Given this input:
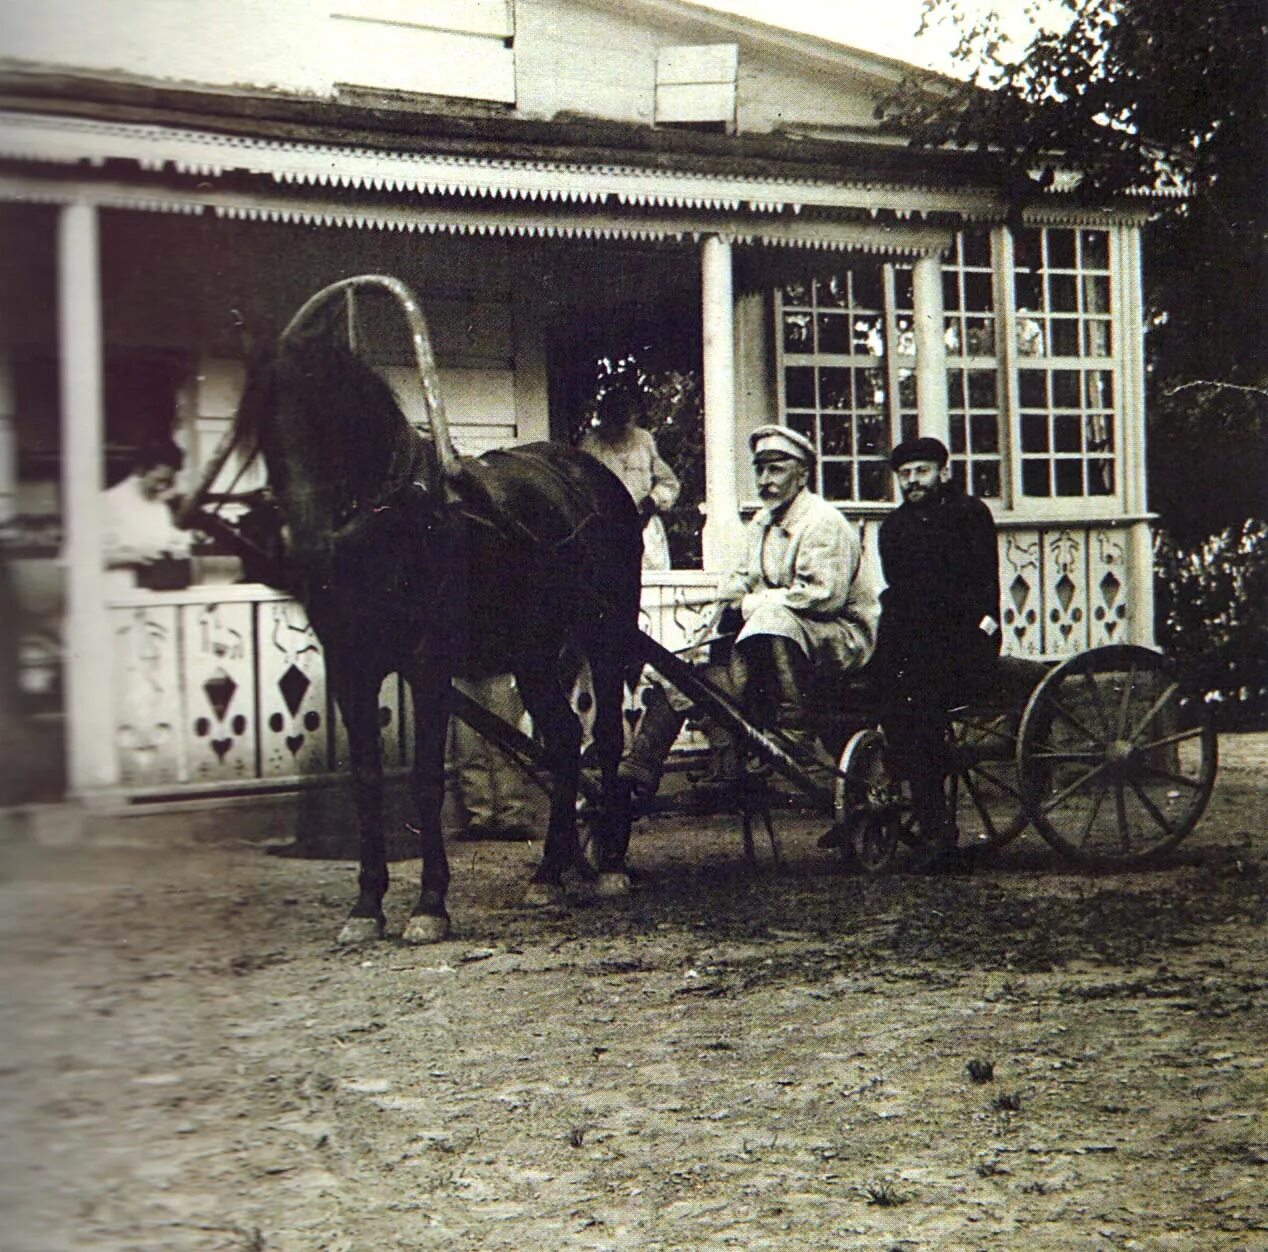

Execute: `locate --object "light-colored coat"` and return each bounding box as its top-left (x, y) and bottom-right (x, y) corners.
top-left (720, 488), bottom-right (880, 677)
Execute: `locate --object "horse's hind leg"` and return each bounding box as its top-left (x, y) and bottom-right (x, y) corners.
top-left (332, 671), bottom-right (389, 944)
top-left (589, 652), bottom-right (633, 898)
top-left (401, 665), bottom-right (452, 943)
top-left (516, 665), bottom-right (583, 908)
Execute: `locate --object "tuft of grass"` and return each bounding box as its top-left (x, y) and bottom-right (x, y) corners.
top-left (863, 1180), bottom-right (909, 1207)
top-left (992, 1091), bottom-right (1023, 1112)
top-left (966, 1058), bottom-right (995, 1083)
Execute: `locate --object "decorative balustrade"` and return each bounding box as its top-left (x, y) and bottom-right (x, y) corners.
top-left (106, 524), bottom-right (1146, 797)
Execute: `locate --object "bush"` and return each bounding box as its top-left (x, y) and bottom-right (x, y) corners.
top-left (1155, 519), bottom-right (1268, 730)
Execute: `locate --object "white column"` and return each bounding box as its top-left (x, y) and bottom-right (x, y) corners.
top-left (700, 234), bottom-right (744, 571)
top-left (58, 201), bottom-right (115, 795)
top-left (913, 252), bottom-right (949, 446)
top-left (0, 355), bottom-right (14, 524)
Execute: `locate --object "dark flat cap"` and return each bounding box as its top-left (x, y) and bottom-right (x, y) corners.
top-left (890, 436), bottom-right (949, 470)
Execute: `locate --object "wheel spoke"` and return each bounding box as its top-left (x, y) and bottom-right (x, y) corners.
top-left (970, 761), bottom-right (1025, 801)
top-left (1028, 749), bottom-right (1107, 764)
top-left (959, 766), bottom-right (1004, 838)
top-left (1040, 759), bottom-right (1112, 815)
top-left (1082, 666), bottom-right (1113, 737)
top-left (1128, 777), bottom-right (1177, 839)
top-left (1114, 657), bottom-right (1139, 738)
top-left (1127, 681), bottom-right (1181, 747)
top-left (1114, 781), bottom-right (1131, 854)
top-left (1045, 694), bottom-right (1106, 748)
top-left (1136, 726), bottom-right (1205, 754)
top-left (1076, 785), bottom-right (1109, 850)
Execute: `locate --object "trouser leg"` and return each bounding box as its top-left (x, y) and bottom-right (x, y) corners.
top-left (619, 683), bottom-right (687, 797)
top-left (883, 697), bottom-right (956, 847)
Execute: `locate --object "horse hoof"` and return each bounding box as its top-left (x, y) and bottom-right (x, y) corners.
top-left (523, 881), bottom-right (565, 909)
top-left (337, 915), bottom-right (384, 945)
top-left (594, 871), bottom-right (631, 899)
top-left (402, 913), bottom-right (451, 944)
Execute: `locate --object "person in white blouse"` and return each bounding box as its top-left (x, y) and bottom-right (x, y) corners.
top-left (579, 404), bottom-right (681, 570)
top-left (101, 439), bottom-right (193, 591)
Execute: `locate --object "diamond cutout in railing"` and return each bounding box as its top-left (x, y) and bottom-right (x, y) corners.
top-left (1010, 574), bottom-right (1031, 613)
top-left (278, 664), bottom-right (312, 717)
top-left (203, 668), bottom-right (238, 723)
top-left (1099, 569), bottom-right (1122, 608)
top-left (1055, 573), bottom-right (1076, 613)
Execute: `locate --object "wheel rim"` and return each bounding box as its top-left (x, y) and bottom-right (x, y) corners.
top-left (1017, 646), bottom-right (1217, 866)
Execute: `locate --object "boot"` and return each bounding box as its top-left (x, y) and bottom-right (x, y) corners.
top-left (619, 686), bottom-right (686, 798)
top-left (685, 721), bottom-right (741, 807)
top-left (759, 637), bottom-right (837, 801)
top-left (909, 775), bottom-right (970, 874)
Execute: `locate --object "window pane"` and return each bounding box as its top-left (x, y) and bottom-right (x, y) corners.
top-left (820, 367), bottom-right (850, 410)
top-left (1054, 413), bottom-right (1081, 452)
top-left (852, 313), bottom-right (885, 355)
top-left (1016, 314), bottom-right (1046, 356)
top-left (967, 369), bottom-right (997, 408)
top-left (1014, 228), bottom-right (1042, 272)
top-left (785, 366), bottom-right (815, 408)
top-left (892, 266), bottom-right (914, 310)
top-left (897, 369), bottom-right (917, 409)
top-left (1052, 370), bottom-right (1081, 408)
top-left (821, 460), bottom-right (853, 500)
top-left (943, 270), bottom-right (961, 312)
top-left (1086, 413), bottom-right (1113, 452)
top-left (949, 459), bottom-right (967, 492)
top-left (1080, 229), bottom-right (1109, 269)
top-left (818, 274), bottom-right (848, 307)
top-left (851, 266), bottom-right (883, 310)
top-left (1049, 273), bottom-right (1078, 312)
top-left (1088, 459), bottom-right (1114, 495)
top-left (855, 368), bottom-right (885, 410)
top-left (1047, 229), bottom-right (1076, 268)
top-left (820, 412), bottom-right (852, 456)
top-left (857, 410), bottom-right (887, 455)
top-left (1021, 412), bottom-right (1049, 452)
top-left (817, 312), bottom-right (849, 354)
top-left (1050, 319), bottom-right (1080, 355)
top-left (783, 281), bottom-right (810, 306)
top-left (964, 318), bottom-right (995, 355)
top-left (970, 412), bottom-right (1000, 453)
top-left (1019, 370), bottom-right (1048, 407)
top-left (1082, 274), bottom-right (1110, 314)
top-left (972, 460), bottom-right (1001, 498)
top-left (1055, 458), bottom-right (1084, 496)
top-left (783, 311), bottom-right (812, 353)
top-left (962, 228), bottom-right (992, 267)
top-left (965, 271), bottom-right (994, 312)
top-left (1083, 319), bottom-right (1112, 357)
top-left (1022, 459), bottom-right (1051, 496)
top-left (858, 460), bottom-right (890, 501)
top-left (950, 413), bottom-right (968, 454)
top-left (1085, 370), bottom-right (1112, 409)
top-left (787, 411), bottom-right (815, 441)
top-left (944, 318), bottom-right (963, 354)
top-left (1015, 271), bottom-right (1043, 311)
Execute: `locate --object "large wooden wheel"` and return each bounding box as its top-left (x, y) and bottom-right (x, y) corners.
top-left (832, 729), bottom-right (906, 873)
top-left (1017, 645), bottom-right (1217, 867)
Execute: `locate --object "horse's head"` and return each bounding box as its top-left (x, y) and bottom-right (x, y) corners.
top-left (236, 335), bottom-right (435, 594)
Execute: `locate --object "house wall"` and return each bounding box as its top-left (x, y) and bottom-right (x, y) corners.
top-left (2, 0), bottom-right (886, 135)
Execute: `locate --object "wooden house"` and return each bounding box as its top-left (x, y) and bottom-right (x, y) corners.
top-left (0, 0), bottom-right (1162, 801)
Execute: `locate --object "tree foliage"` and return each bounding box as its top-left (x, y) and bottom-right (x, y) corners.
top-left (882, 0), bottom-right (1268, 536)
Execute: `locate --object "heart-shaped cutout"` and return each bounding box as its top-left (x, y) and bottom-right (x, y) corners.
top-left (211, 738), bottom-right (233, 761)
top-left (285, 734), bottom-right (305, 756)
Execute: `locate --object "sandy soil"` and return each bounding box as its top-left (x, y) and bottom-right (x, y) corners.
top-left (1, 760), bottom-right (1266, 1251)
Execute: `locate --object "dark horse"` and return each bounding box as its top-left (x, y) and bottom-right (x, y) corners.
top-left (226, 314), bottom-right (643, 943)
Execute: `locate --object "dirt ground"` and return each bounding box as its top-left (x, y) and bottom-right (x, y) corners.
top-left (1, 745), bottom-right (1266, 1251)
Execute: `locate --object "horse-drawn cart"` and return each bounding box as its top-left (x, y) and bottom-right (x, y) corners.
top-left (177, 276), bottom-right (1218, 941)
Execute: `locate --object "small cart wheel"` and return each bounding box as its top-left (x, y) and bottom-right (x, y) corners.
top-left (1017, 645), bottom-right (1216, 867)
top-left (834, 729), bottom-right (904, 873)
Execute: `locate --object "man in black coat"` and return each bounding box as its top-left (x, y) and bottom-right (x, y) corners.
top-left (872, 437), bottom-right (1001, 873)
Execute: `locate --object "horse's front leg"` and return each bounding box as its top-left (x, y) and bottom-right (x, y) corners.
top-left (401, 666), bottom-right (452, 943)
top-left (516, 668), bottom-right (583, 908)
top-left (332, 672), bottom-right (389, 944)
